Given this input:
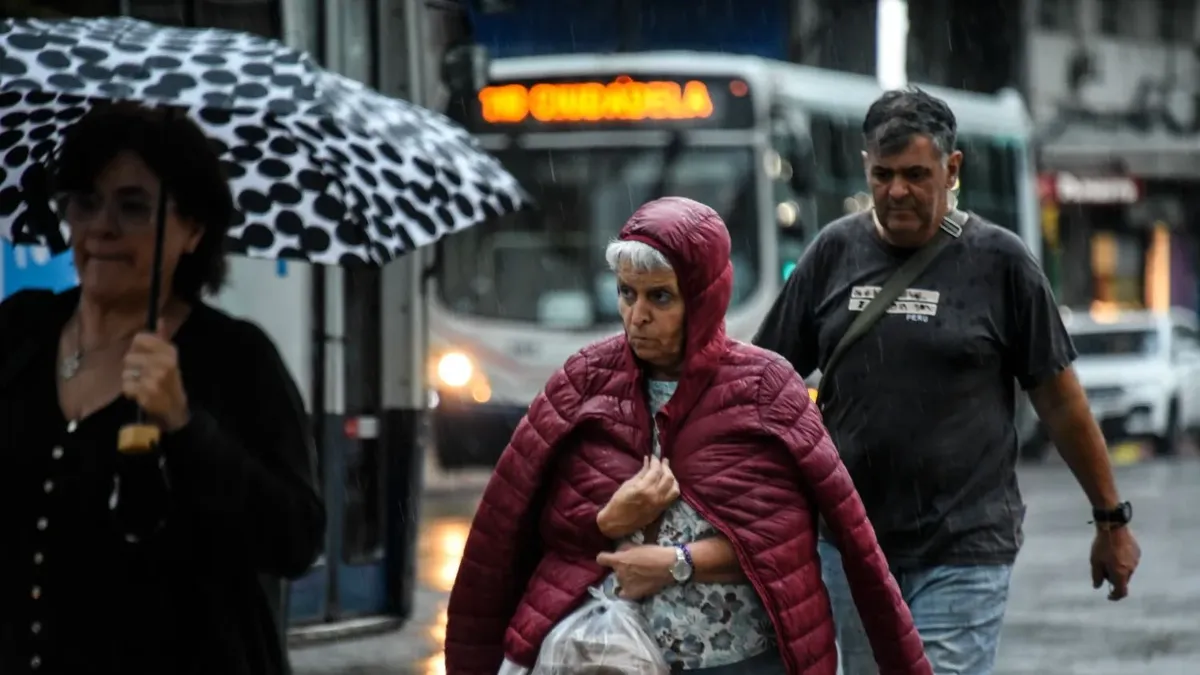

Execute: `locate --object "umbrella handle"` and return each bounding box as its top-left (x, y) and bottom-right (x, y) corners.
top-left (118, 423), bottom-right (161, 454)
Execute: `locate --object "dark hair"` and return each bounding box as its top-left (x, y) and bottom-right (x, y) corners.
top-left (862, 88), bottom-right (957, 159)
top-left (51, 102), bottom-right (235, 301)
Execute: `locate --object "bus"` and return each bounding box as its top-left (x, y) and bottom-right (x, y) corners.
top-left (429, 51), bottom-right (1042, 467)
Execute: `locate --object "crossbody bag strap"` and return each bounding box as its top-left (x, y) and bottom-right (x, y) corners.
top-left (816, 210), bottom-right (968, 407)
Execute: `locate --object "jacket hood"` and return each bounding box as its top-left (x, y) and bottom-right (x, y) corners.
top-left (618, 196), bottom-right (733, 382)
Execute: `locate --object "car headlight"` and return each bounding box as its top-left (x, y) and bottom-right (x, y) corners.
top-left (436, 352), bottom-right (474, 388)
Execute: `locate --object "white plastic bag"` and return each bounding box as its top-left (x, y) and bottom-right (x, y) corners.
top-left (530, 586), bottom-right (670, 675)
top-left (497, 658), bottom-right (531, 675)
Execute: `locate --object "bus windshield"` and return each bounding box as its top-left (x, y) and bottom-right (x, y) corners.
top-left (436, 145), bottom-right (761, 327)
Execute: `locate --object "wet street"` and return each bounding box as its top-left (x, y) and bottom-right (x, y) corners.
top-left (996, 455), bottom-right (1199, 675)
top-left (290, 454), bottom-right (1200, 675)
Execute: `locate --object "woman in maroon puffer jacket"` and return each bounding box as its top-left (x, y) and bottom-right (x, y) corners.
top-left (445, 197), bottom-right (931, 675)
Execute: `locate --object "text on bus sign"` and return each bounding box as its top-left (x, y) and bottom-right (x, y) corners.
top-left (478, 76), bottom-right (718, 124)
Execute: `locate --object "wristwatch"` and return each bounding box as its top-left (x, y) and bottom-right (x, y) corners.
top-left (670, 544), bottom-right (694, 583)
top-left (1092, 501), bottom-right (1133, 528)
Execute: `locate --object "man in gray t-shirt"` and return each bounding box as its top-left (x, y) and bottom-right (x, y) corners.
top-left (753, 89), bottom-right (1141, 675)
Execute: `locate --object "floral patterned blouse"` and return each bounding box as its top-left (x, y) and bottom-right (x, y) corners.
top-left (606, 379), bottom-right (776, 670)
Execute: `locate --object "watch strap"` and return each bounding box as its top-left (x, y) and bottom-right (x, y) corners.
top-left (674, 544), bottom-right (694, 583)
top-left (678, 543), bottom-right (694, 569)
top-left (1091, 501), bottom-right (1132, 525)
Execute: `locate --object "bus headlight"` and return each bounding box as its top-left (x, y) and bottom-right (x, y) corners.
top-left (436, 352), bottom-right (474, 388)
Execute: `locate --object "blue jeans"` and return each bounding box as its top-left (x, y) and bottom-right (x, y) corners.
top-left (818, 540), bottom-right (1012, 675)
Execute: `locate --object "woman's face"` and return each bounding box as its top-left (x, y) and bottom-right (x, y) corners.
top-left (617, 263), bottom-right (685, 375)
top-left (65, 151), bottom-right (203, 307)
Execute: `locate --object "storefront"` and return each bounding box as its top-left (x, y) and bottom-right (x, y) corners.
top-left (1038, 167), bottom-right (1198, 315)
top-left (1039, 115), bottom-right (1200, 317)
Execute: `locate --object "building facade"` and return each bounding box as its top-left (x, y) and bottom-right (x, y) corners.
top-left (787, 0), bottom-right (1026, 94)
top-left (462, 0), bottom-right (790, 59)
top-left (1030, 0), bottom-right (1200, 313)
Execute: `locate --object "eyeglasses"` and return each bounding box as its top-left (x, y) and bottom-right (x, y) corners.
top-left (56, 190), bottom-right (172, 234)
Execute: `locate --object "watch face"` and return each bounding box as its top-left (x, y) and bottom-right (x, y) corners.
top-left (1097, 502), bottom-right (1132, 523)
top-left (671, 560), bottom-right (689, 581)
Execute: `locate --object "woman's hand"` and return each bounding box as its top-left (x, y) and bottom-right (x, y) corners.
top-left (122, 321), bottom-right (190, 432)
top-left (597, 545), bottom-right (676, 600)
top-left (597, 456), bottom-right (680, 538)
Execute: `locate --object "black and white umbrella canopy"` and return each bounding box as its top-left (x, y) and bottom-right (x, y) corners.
top-left (0, 16), bottom-right (528, 265)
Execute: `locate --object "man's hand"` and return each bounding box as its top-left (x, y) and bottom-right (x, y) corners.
top-left (597, 545), bottom-right (676, 601)
top-left (596, 457), bottom-right (679, 539)
top-left (1091, 525), bottom-right (1140, 601)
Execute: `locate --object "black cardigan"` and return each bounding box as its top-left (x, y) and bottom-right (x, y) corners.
top-left (0, 287), bottom-right (325, 675)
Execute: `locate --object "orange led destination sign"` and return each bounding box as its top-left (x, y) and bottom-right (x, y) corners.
top-left (479, 75), bottom-right (717, 124)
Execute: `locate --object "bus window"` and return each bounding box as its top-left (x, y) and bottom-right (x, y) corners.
top-left (808, 113), bottom-right (870, 228)
top-left (956, 136), bottom-right (1021, 231)
top-left (770, 114), bottom-right (810, 281)
top-left (436, 145), bottom-right (762, 326)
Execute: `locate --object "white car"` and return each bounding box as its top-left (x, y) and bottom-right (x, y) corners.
top-left (1065, 307), bottom-right (1200, 456)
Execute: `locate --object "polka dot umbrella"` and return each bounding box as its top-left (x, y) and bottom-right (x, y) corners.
top-left (0, 15), bottom-right (531, 455)
top-left (0, 15), bottom-right (530, 266)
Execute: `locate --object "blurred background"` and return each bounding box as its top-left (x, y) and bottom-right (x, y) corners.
top-left (3, 1), bottom-right (1200, 673)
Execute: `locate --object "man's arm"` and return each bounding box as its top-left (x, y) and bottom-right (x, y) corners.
top-left (1028, 366), bottom-right (1141, 599)
top-left (1028, 368), bottom-right (1121, 509)
top-left (1002, 243), bottom-right (1102, 495)
top-left (1004, 242), bottom-right (1140, 599)
top-left (752, 238), bottom-right (824, 377)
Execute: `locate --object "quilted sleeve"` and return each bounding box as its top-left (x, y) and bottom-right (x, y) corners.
top-left (445, 354), bottom-right (587, 675)
top-left (537, 461), bottom-right (611, 559)
top-left (758, 360), bottom-right (931, 675)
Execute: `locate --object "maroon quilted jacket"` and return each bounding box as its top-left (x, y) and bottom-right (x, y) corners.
top-left (445, 197), bottom-right (930, 675)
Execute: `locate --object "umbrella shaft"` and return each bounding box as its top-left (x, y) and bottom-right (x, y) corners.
top-left (138, 108), bottom-right (176, 424)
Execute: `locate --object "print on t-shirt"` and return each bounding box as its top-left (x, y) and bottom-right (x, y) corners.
top-left (848, 285), bottom-right (940, 322)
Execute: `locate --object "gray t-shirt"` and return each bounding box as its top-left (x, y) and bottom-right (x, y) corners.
top-left (753, 211), bottom-right (1076, 568)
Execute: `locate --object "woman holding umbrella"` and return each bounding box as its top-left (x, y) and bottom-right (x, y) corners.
top-left (0, 15), bottom-right (528, 674)
top-left (0, 103), bottom-right (325, 674)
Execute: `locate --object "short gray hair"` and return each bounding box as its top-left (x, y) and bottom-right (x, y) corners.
top-left (605, 239), bottom-right (672, 273)
top-left (863, 88), bottom-right (957, 160)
